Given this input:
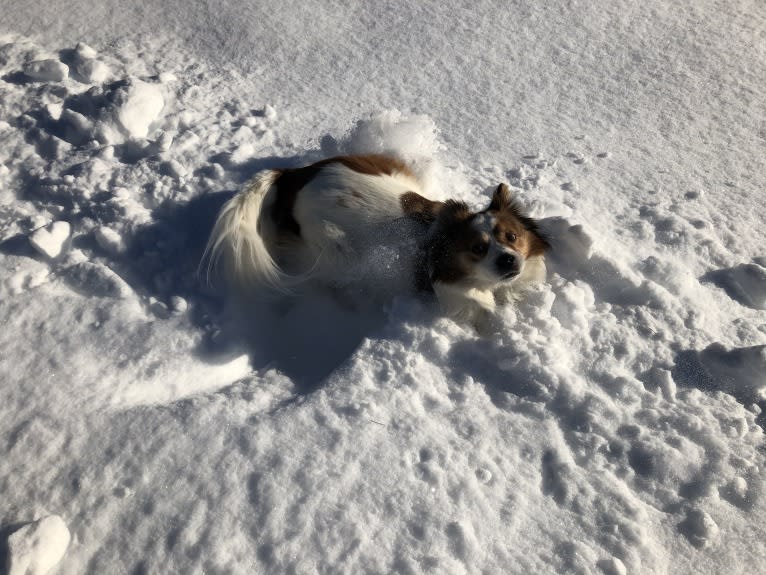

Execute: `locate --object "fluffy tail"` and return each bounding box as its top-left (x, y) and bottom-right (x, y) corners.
top-left (202, 170), bottom-right (289, 292)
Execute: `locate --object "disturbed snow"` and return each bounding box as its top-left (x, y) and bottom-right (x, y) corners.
top-left (1, 2), bottom-right (766, 573)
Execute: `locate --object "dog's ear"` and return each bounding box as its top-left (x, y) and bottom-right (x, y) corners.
top-left (400, 191), bottom-right (444, 224)
top-left (437, 199), bottom-right (472, 224)
top-left (488, 183), bottom-right (512, 212)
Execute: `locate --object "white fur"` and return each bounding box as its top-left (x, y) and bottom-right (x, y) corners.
top-left (204, 160), bottom-right (547, 330)
top-left (202, 170), bottom-right (287, 291)
top-left (290, 164), bottom-right (420, 281)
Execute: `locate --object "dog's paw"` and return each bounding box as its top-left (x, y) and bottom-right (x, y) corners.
top-left (433, 281), bottom-right (497, 334)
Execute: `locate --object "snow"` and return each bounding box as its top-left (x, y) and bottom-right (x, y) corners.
top-left (23, 60), bottom-right (68, 82)
top-left (28, 221), bottom-right (70, 259)
top-left (6, 515), bottom-right (70, 575)
top-left (1, 1), bottom-right (765, 573)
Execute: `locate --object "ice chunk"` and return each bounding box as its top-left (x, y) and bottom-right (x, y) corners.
top-left (6, 515), bottom-right (71, 575)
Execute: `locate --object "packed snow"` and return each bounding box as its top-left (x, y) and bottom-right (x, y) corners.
top-left (1, 1), bottom-right (765, 573)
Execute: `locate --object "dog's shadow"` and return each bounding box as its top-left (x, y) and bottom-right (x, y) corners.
top-left (127, 186), bottom-right (384, 395)
top-left (214, 291), bottom-right (387, 393)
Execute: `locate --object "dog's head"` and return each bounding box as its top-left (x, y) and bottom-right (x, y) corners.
top-left (426, 184), bottom-right (549, 289)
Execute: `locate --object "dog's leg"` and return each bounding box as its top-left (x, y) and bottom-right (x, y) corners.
top-left (433, 281), bottom-right (496, 332)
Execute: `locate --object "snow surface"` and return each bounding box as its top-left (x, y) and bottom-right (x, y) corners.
top-left (1, 1), bottom-right (765, 573)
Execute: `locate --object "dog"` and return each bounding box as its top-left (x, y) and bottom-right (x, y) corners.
top-left (204, 154), bottom-right (549, 329)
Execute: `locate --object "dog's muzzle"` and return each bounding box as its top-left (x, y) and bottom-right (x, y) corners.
top-left (495, 253), bottom-right (521, 279)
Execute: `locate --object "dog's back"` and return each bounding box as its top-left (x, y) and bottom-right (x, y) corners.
top-left (203, 155), bottom-right (432, 293)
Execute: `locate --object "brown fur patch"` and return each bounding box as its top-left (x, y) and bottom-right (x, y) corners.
top-left (400, 191), bottom-right (443, 224)
top-left (327, 154), bottom-right (415, 178)
top-left (426, 201), bottom-right (478, 284)
top-left (485, 183), bottom-right (550, 257)
top-left (492, 213), bottom-right (533, 256)
top-left (424, 191), bottom-right (549, 287)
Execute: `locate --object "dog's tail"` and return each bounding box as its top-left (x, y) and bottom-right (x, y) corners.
top-left (202, 170), bottom-right (290, 292)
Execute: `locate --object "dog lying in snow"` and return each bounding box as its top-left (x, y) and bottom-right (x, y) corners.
top-left (204, 154), bottom-right (549, 329)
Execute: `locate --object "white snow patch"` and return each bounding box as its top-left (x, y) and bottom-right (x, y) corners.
top-left (6, 515), bottom-right (71, 575)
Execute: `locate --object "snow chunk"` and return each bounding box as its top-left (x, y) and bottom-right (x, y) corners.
top-left (169, 295), bottom-right (188, 314)
top-left (114, 80), bottom-right (164, 139)
top-left (160, 159), bottom-right (187, 179)
top-left (64, 261), bottom-right (133, 298)
top-left (94, 226), bottom-right (125, 255)
top-left (263, 103), bottom-right (277, 120)
top-left (333, 110), bottom-right (444, 195)
top-left (6, 265), bottom-right (50, 294)
top-left (597, 557), bottom-right (627, 575)
top-left (6, 515), bottom-right (71, 575)
top-left (23, 59), bottom-right (69, 82)
top-left (702, 263), bottom-right (766, 310)
top-left (58, 109), bottom-right (94, 145)
top-left (720, 476), bottom-right (751, 509)
top-left (678, 508), bottom-right (720, 549)
top-left (74, 42), bottom-right (98, 59)
top-left (341, 110), bottom-right (441, 159)
top-left (74, 58), bottom-right (110, 84)
top-left (674, 343), bottom-right (766, 406)
top-left (29, 221), bottom-right (70, 259)
top-left (475, 468), bottom-right (493, 484)
top-left (53, 79), bottom-right (164, 145)
top-left (70, 42), bottom-right (110, 83)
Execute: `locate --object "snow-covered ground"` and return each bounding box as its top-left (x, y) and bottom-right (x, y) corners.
top-left (1, 1), bottom-right (765, 573)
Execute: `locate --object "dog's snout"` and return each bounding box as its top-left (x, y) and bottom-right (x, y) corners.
top-left (495, 253), bottom-right (520, 277)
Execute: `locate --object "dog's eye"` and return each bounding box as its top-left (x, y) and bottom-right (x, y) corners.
top-left (506, 232), bottom-right (517, 243)
top-left (471, 242), bottom-right (489, 256)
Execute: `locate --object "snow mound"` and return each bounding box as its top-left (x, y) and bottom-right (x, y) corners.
top-left (54, 79), bottom-right (164, 145)
top-left (327, 110), bottom-right (451, 198)
top-left (702, 263), bottom-right (766, 310)
top-left (673, 343), bottom-right (766, 406)
top-left (6, 515), bottom-right (70, 575)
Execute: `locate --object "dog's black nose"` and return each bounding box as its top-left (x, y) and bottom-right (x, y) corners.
top-left (495, 253), bottom-right (519, 278)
